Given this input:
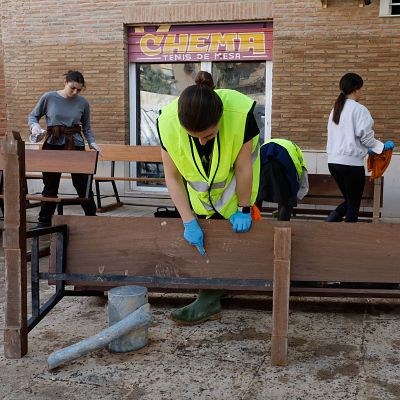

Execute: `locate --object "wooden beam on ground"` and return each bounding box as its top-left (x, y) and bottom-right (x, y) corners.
top-left (271, 227), bottom-right (291, 366)
top-left (3, 131), bottom-right (28, 358)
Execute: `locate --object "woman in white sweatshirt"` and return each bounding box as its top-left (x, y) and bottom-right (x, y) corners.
top-left (326, 72), bottom-right (394, 222)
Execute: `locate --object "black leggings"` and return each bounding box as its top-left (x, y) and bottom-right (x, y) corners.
top-left (38, 143), bottom-right (97, 224)
top-left (327, 163), bottom-right (365, 223)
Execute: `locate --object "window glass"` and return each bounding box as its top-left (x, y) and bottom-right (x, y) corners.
top-left (137, 63), bottom-right (200, 184)
top-left (391, 1), bottom-right (400, 14)
top-left (212, 62), bottom-right (266, 141)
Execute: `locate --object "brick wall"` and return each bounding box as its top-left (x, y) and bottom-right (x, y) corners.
top-left (1, 0), bottom-right (399, 148)
top-left (0, 0), bottom-right (270, 144)
top-left (272, 0), bottom-right (400, 149)
top-left (0, 15), bottom-right (6, 137)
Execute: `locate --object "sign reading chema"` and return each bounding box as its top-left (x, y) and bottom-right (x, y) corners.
top-left (128, 23), bottom-right (273, 63)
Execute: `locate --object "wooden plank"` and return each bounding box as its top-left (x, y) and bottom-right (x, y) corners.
top-left (94, 176), bottom-right (165, 182)
top-left (299, 197), bottom-right (373, 207)
top-left (288, 287), bottom-right (400, 298)
top-left (25, 149), bottom-right (98, 174)
top-left (290, 174), bottom-right (379, 213)
top-left (98, 145), bottom-right (162, 162)
top-left (285, 221), bottom-right (400, 283)
top-left (3, 131), bottom-right (28, 358)
top-left (49, 217), bottom-right (399, 287)
top-left (271, 227), bottom-right (291, 366)
top-left (290, 208), bottom-right (373, 218)
top-left (305, 174), bottom-right (374, 198)
top-left (26, 195), bottom-right (92, 203)
top-left (96, 202), bottom-right (124, 213)
top-left (50, 215), bottom-right (276, 287)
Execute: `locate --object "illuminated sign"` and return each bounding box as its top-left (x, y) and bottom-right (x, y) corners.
top-left (128, 23), bottom-right (273, 63)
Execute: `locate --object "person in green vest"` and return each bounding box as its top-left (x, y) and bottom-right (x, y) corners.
top-left (255, 138), bottom-right (308, 221)
top-left (157, 71), bottom-right (261, 325)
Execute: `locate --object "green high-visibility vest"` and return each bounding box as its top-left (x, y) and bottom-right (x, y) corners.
top-left (263, 138), bottom-right (306, 179)
top-left (158, 89), bottom-right (260, 218)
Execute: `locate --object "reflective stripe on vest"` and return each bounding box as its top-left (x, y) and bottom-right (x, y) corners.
top-left (198, 142), bottom-right (260, 212)
top-left (187, 180), bottom-right (226, 192)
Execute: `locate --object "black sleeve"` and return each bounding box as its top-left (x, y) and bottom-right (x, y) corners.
top-left (243, 102), bottom-right (260, 144)
top-left (156, 114), bottom-right (167, 151)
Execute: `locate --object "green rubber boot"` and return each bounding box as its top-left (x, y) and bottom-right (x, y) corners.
top-left (170, 290), bottom-right (224, 325)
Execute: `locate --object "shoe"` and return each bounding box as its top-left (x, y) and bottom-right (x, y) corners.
top-left (326, 210), bottom-right (344, 222)
top-left (31, 222), bottom-right (51, 230)
top-left (170, 290), bottom-right (224, 325)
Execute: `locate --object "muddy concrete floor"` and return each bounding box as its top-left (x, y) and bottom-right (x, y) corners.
top-left (1, 204), bottom-right (400, 399)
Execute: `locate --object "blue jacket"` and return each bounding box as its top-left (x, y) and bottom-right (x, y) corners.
top-left (260, 142), bottom-right (299, 196)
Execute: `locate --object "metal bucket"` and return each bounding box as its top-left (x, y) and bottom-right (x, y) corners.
top-left (108, 285), bottom-right (149, 353)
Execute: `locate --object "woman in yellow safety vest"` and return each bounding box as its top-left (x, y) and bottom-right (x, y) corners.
top-left (157, 71), bottom-right (260, 325)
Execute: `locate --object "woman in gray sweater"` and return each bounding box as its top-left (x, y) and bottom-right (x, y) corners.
top-left (28, 70), bottom-right (101, 228)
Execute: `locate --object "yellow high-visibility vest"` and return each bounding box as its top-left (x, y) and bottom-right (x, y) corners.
top-left (158, 89), bottom-right (260, 218)
top-left (263, 138), bottom-right (306, 179)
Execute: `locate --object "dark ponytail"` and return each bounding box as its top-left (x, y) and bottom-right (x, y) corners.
top-left (332, 72), bottom-right (363, 124)
top-left (178, 71), bottom-right (223, 132)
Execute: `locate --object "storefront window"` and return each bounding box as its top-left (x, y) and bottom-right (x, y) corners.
top-left (129, 22), bottom-right (272, 189)
top-left (213, 62), bottom-right (266, 141)
top-left (137, 63), bottom-right (200, 184)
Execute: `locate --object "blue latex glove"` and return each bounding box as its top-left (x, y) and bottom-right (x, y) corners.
top-left (229, 211), bottom-right (252, 233)
top-left (367, 148), bottom-right (374, 155)
top-left (384, 140), bottom-right (395, 151)
top-left (183, 218), bottom-right (205, 255)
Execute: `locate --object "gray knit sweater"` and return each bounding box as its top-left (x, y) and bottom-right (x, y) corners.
top-left (28, 91), bottom-right (95, 146)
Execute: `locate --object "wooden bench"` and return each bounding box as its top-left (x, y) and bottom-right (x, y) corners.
top-left (3, 131), bottom-right (400, 367)
top-left (94, 144), bottom-right (163, 212)
top-left (24, 147), bottom-right (98, 215)
top-left (262, 173), bottom-right (383, 223)
top-left (95, 145), bottom-right (383, 221)
top-left (41, 214), bottom-right (400, 366)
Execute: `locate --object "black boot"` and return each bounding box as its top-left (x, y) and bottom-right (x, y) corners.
top-left (326, 210), bottom-right (344, 222)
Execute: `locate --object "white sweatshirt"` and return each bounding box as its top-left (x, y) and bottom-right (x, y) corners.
top-left (327, 99), bottom-right (384, 166)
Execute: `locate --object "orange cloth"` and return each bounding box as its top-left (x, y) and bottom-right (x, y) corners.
top-left (367, 149), bottom-right (393, 180)
top-left (251, 204), bottom-right (262, 221)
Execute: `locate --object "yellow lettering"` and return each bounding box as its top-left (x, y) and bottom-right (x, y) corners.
top-left (156, 25), bottom-right (171, 33)
top-left (164, 34), bottom-right (189, 54)
top-left (140, 34), bottom-right (164, 56)
top-left (209, 33), bottom-right (237, 52)
top-left (237, 33), bottom-right (265, 55)
top-left (187, 34), bottom-right (210, 53)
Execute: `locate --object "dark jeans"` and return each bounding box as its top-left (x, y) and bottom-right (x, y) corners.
top-left (327, 163), bottom-right (365, 223)
top-left (38, 142), bottom-right (97, 225)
